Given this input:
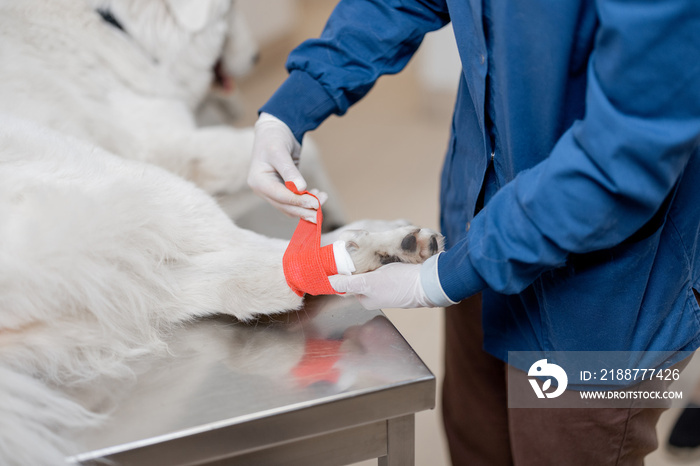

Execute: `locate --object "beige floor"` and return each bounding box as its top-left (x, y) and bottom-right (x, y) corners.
top-left (235, 1), bottom-right (700, 465)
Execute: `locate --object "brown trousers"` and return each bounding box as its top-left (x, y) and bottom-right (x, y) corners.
top-left (442, 294), bottom-right (669, 466)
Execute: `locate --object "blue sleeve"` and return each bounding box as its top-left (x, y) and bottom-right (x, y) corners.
top-left (439, 0), bottom-right (700, 301)
top-left (260, 0), bottom-right (450, 142)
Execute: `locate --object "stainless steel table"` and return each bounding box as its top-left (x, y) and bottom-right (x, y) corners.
top-left (69, 296), bottom-right (435, 466)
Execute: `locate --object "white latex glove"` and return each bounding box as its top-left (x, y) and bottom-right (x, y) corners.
top-left (329, 262), bottom-right (439, 310)
top-left (248, 113), bottom-right (327, 222)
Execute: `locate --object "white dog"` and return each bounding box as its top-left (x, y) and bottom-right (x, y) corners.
top-left (0, 0), bottom-right (342, 224)
top-left (0, 1), bottom-right (442, 463)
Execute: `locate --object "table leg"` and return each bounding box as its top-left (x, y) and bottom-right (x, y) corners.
top-left (379, 415), bottom-right (415, 466)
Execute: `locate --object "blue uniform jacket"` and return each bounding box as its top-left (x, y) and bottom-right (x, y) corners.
top-left (261, 0), bottom-right (700, 365)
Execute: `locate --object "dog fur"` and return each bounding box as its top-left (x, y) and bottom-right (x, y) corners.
top-left (0, 0), bottom-right (342, 224)
top-left (0, 1), bottom-right (442, 463)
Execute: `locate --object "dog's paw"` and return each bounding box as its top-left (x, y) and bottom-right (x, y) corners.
top-left (339, 225), bottom-right (444, 274)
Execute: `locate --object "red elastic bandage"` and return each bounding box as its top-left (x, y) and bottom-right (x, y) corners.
top-left (283, 181), bottom-right (340, 296)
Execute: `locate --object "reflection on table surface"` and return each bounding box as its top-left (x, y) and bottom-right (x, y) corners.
top-left (74, 295), bottom-right (434, 456)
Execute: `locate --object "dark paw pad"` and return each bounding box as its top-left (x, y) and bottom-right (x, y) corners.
top-left (401, 233), bottom-right (418, 253)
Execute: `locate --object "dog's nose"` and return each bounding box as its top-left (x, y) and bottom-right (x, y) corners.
top-left (252, 52), bottom-right (261, 65)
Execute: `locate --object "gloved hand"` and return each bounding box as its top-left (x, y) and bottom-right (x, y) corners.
top-left (248, 113), bottom-right (327, 223)
top-left (329, 262), bottom-right (439, 310)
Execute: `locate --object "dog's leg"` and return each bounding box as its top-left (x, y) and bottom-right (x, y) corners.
top-left (145, 125), bottom-right (255, 198)
top-left (172, 229), bottom-right (305, 322)
top-left (146, 123), bottom-right (346, 227)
